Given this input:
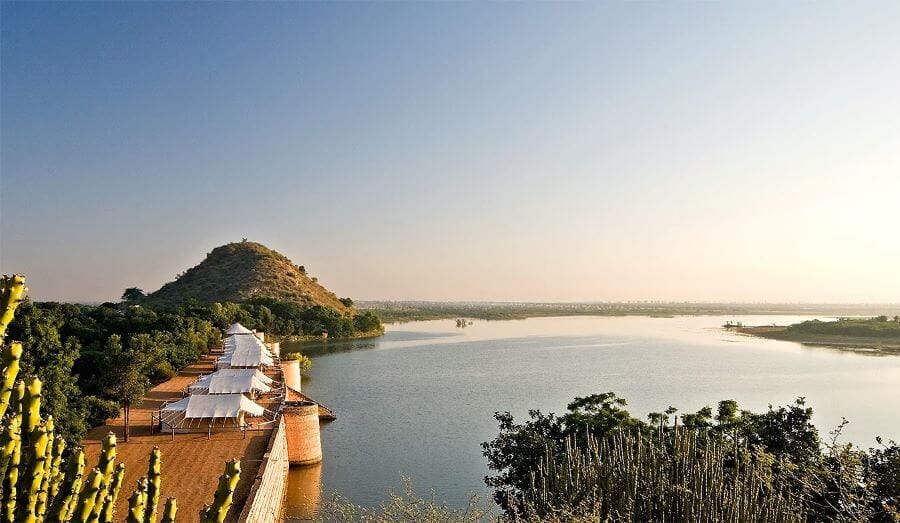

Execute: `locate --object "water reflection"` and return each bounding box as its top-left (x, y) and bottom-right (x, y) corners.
top-left (284, 461), bottom-right (322, 521)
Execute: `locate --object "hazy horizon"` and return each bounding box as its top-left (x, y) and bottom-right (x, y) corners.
top-left (2, 2), bottom-right (899, 303)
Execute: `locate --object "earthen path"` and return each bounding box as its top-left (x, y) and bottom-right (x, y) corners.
top-left (83, 349), bottom-right (272, 521)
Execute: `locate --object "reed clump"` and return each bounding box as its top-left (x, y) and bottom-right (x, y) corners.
top-left (509, 428), bottom-right (804, 522)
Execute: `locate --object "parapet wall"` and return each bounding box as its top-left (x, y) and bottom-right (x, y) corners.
top-left (238, 414), bottom-right (289, 523)
top-left (283, 402), bottom-right (322, 465)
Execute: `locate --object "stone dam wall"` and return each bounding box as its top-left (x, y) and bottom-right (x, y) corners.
top-left (238, 414), bottom-right (289, 523)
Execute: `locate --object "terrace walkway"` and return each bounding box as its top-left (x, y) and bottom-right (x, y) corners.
top-left (83, 349), bottom-right (273, 521)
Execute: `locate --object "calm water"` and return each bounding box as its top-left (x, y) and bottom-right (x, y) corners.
top-left (282, 315), bottom-right (900, 519)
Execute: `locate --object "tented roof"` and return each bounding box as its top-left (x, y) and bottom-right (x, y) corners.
top-left (218, 335), bottom-right (274, 368)
top-left (226, 323), bottom-right (254, 335)
top-left (161, 394), bottom-right (265, 418)
top-left (189, 371), bottom-right (272, 394)
top-left (194, 368), bottom-right (274, 385)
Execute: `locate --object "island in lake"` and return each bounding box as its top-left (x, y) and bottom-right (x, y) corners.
top-left (738, 316), bottom-right (900, 354)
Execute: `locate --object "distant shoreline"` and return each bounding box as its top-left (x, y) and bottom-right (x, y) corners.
top-left (737, 325), bottom-right (900, 355)
top-left (362, 302), bottom-right (900, 323)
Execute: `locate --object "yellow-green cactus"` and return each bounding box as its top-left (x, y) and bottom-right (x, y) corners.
top-left (200, 459), bottom-right (241, 523)
top-left (34, 416), bottom-right (57, 519)
top-left (22, 377), bottom-right (42, 446)
top-left (144, 446), bottom-right (161, 523)
top-left (88, 432), bottom-right (117, 522)
top-left (41, 434), bottom-right (66, 518)
top-left (0, 275), bottom-right (26, 339)
top-left (73, 467), bottom-right (104, 522)
top-left (0, 417), bottom-right (19, 488)
top-left (0, 342), bottom-right (22, 420)
top-left (2, 424), bottom-right (21, 522)
top-left (48, 447), bottom-right (85, 522)
top-left (18, 421), bottom-right (50, 523)
top-left (99, 463), bottom-right (126, 523)
top-left (160, 497), bottom-right (177, 523)
top-left (126, 477), bottom-right (148, 523)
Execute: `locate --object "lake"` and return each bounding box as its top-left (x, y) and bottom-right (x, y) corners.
top-left (281, 315), bottom-right (900, 519)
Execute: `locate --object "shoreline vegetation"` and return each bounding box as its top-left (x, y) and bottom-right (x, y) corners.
top-left (322, 391), bottom-right (900, 522)
top-left (361, 300), bottom-right (900, 323)
top-left (737, 316), bottom-right (900, 355)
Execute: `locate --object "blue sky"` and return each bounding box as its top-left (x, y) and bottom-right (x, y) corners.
top-left (2, 2), bottom-right (899, 302)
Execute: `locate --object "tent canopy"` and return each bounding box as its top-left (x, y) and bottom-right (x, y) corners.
top-left (193, 368), bottom-right (274, 386)
top-left (161, 394), bottom-right (265, 418)
top-left (189, 371), bottom-right (272, 395)
top-left (218, 335), bottom-right (274, 368)
top-left (225, 323), bottom-right (254, 335)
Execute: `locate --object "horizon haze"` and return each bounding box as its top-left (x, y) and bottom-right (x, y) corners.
top-left (2, 2), bottom-right (899, 303)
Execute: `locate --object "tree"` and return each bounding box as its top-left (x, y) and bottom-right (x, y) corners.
top-left (102, 334), bottom-right (150, 442)
top-left (121, 287), bottom-right (145, 303)
top-left (340, 297), bottom-right (354, 308)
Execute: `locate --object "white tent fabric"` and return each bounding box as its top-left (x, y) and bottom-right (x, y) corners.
top-left (192, 368), bottom-right (274, 387)
top-left (188, 372), bottom-right (272, 395)
top-left (218, 334), bottom-right (275, 368)
top-left (161, 394), bottom-right (265, 418)
top-left (225, 323), bottom-right (254, 335)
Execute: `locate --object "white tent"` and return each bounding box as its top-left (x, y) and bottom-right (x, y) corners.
top-left (218, 334), bottom-right (275, 368)
top-left (194, 368), bottom-right (274, 386)
top-left (225, 322), bottom-right (254, 335)
top-left (161, 393), bottom-right (265, 419)
top-left (188, 371), bottom-right (273, 395)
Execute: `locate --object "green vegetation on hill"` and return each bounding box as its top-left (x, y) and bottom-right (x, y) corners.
top-left (143, 241), bottom-right (352, 313)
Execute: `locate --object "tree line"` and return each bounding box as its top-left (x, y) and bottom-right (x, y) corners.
top-left (7, 293), bottom-right (383, 444)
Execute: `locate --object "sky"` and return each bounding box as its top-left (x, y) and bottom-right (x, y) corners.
top-left (1, 2), bottom-right (899, 303)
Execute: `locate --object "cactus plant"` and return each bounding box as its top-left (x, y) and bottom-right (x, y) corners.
top-left (98, 463), bottom-right (125, 523)
top-left (40, 434), bottom-right (66, 518)
top-left (22, 377), bottom-right (42, 446)
top-left (2, 419), bottom-right (21, 522)
top-left (72, 467), bottom-right (104, 522)
top-left (144, 447), bottom-right (161, 523)
top-left (18, 421), bottom-right (50, 522)
top-left (126, 477), bottom-right (148, 523)
top-left (0, 275), bottom-right (26, 338)
top-left (0, 342), bottom-right (22, 421)
top-left (160, 497), bottom-right (176, 523)
top-left (47, 447), bottom-right (85, 522)
top-left (199, 459), bottom-right (240, 523)
top-left (87, 432), bottom-right (117, 522)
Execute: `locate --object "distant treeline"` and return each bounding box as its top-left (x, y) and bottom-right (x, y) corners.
top-left (6, 296), bottom-right (382, 443)
top-left (361, 300), bottom-right (900, 323)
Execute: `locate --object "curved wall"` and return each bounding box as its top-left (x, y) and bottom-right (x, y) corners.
top-left (281, 359), bottom-right (301, 393)
top-left (283, 401), bottom-right (322, 465)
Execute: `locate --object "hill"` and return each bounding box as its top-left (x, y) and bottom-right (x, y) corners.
top-left (143, 241), bottom-right (352, 313)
